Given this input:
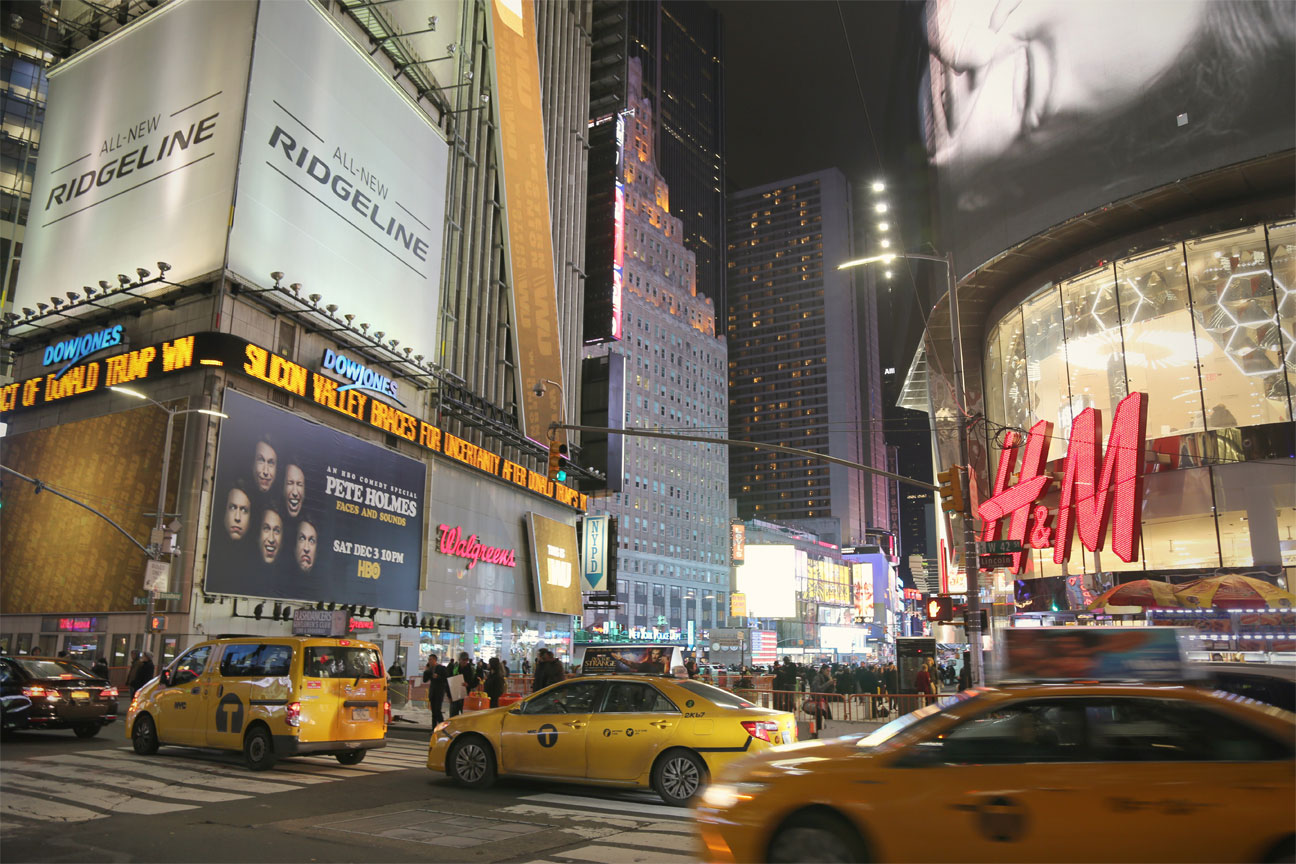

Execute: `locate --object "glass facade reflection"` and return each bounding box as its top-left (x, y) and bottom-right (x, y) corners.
top-left (983, 221), bottom-right (1296, 574)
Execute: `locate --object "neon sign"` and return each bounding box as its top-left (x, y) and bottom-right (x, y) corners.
top-left (978, 392), bottom-right (1149, 574)
top-left (320, 349), bottom-right (403, 405)
top-left (436, 524), bottom-right (517, 570)
top-left (44, 326), bottom-right (124, 379)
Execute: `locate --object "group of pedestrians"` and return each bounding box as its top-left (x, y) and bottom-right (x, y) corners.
top-left (420, 648), bottom-right (569, 724)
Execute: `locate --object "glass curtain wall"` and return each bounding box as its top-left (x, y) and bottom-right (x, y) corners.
top-left (983, 221), bottom-right (1296, 573)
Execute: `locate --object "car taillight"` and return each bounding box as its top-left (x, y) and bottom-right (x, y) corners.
top-left (286, 701), bottom-right (301, 727)
top-left (22, 685), bottom-right (46, 698)
top-left (99, 687), bottom-right (118, 700)
top-left (384, 701), bottom-right (391, 726)
top-left (741, 720), bottom-right (779, 742)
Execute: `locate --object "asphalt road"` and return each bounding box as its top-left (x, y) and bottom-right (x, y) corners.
top-left (1, 725), bottom-right (701, 864)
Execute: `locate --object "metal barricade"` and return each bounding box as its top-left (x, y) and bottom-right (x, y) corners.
top-left (388, 677), bottom-right (410, 708)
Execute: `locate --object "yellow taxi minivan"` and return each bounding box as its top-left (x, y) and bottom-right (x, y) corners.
top-left (126, 635), bottom-right (388, 770)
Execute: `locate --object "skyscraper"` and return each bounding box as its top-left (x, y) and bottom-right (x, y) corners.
top-left (587, 0), bottom-right (726, 326)
top-left (584, 57), bottom-right (730, 637)
top-left (726, 169), bottom-right (889, 546)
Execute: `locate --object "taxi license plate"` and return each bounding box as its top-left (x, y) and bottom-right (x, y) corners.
top-left (71, 690), bottom-right (90, 701)
top-left (352, 708), bottom-right (371, 721)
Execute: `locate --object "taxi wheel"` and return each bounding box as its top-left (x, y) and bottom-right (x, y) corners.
top-left (447, 735), bottom-right (496, 789)
top-left (769, 812), bottom-right (868, 863)
top-left (652, 749), bottom-right (706, 806)
top-left (132, 714), bottom-right (159, 755)
top-left (243, 726), bottom-right (277, 771)
top-left (335, 751), bottom-right (367, 766)
top-left (73, 723), bottom-right (100, 739)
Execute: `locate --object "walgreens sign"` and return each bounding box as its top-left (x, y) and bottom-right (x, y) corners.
top-left (978, 392), bottom-right (1148, 574)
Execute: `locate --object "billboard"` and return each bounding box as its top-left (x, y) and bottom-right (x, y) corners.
top-left (524, 512), bottom-right (582, 616)
top-left (580, 514), bottom-right (611, 592)
top-left (922, 0), bottom-right (1296, 276)
top-left (205, 390), bottom-right (425, 610)
top-left (734, 544), bottom-right (799, 619)
top-left (14, 0), bottom-right (253, 305)
top-left (15, 0), bottom-right (449, 355)
top-left (227, 0), bottom-right (447, 352)
top-left (0, 406), bottom-right (180, 614)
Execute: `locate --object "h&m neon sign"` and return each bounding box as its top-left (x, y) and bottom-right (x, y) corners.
top-left (978, 391), bottom-right (1148, 574)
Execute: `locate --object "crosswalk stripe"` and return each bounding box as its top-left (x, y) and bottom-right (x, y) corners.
top-left (522, 792), bottom-right (691, 820)
top-left (2, 772), bottom-right (198, 816)
top-left (51, 752), bottom-right (305, 794)
top-left (7, 762), bottom-right (247, 803)
top-left (0, 792), bottom-right (107, 823)
top-left (542, 844), bottom-right (696, 863)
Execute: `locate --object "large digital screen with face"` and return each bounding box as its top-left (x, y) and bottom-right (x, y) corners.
top-left (205, 389), bottom-right (425, 609)
top-left (922, 0), bottom-right (1296, 275)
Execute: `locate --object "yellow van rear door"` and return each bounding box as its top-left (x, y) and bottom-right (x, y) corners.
top-left (299, 643), bottom-right (385, 743)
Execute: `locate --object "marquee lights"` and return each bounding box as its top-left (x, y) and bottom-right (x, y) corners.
top-left (978, 392), bottom-right (1149, 574)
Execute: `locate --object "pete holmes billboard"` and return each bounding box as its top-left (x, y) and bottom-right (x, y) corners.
top-left (16, 0), bottom-right (448, 357)
top-left (206, 389), bottom-right (425, 610)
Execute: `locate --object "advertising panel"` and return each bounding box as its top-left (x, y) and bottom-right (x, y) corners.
top-left (734, 544), bottom-right (799, 619)
top-left (581, 514), bottom-right (610, 592)
top-left (488, 0), bottom-right (564, 441)
top-left (0, 405), bottom-right (179, 614)
top-left (577, 644), bottom-right (680, 675)
top-left (13, 0), bottom-right (254, 308)
top-left (750, 630), bottom-right (778, 665)
top-left (524, 512), bottom-right (582, 616)
top-left (922, 0), bottom-right (1296, 276)
top-left (227, 0), bottom-right (448, 353)
top-left (206, 390), bottom-right (425, 610)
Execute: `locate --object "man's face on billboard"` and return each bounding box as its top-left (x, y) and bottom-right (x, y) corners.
top-left (295, 521), bottom-right (317, 573)
top-left (253, 441), bottom-right (277, 492)
top-left (283, 464), bottom-right (305, 517)
top-left (224, 488), bottom-right (251, 540)
top-left (259, 510), bottom-right (283, 563)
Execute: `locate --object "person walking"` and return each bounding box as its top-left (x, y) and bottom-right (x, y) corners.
top-left (129, 651), bottom-right (155, 695)
top-left (448, 652), bottom-right (478, 717)
top-left (484, 657), bottom-right (506, 708)
top-left (772, 657), bottom-right (796, 712)
top-left (958, 651), bottom-right (972, 691)
top-left (125, 650), bottom-right (141, 693)
top-left (422, 654), bottom-right (448, 727)
top-left (914, 660), bottom-right (933, 698)
top-left (811, 663), bottom-right (836, 722)
top-left (521, 657), bottom-right (531, 677)
top-left (532, 648), bottom-right (565, 692)
top-left (90, 656), bottom-right (110, 679)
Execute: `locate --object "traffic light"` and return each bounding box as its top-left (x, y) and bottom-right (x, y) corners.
top-left (546, 440), bottom-right (568, 482)
top-left (148, 614), bottom-right (168, 632)
top-left (936, 466), bottom-right (964, 514)
top-left (925, 595), bottom-right (954, 622)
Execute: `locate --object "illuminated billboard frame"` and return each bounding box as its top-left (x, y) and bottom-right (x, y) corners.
top-left (0, 331), bottom-right (587, 513)
top-left (734, 544), bottom-right (798, 619)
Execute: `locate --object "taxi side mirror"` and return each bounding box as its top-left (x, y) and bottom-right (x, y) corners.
top-left (159, 669), bottom-right (172, 687)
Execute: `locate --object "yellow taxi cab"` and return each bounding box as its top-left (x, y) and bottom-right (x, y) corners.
top-left (427, 645), bottom-right (796, 806)
top-left (696, 628), bottom-right (1296, 863)
top-left (126, 635), bottom-right (389, 770)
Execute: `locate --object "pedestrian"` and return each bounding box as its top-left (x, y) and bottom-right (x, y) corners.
top-left (811, 663), bottom-right (835, 722)
top-left (484, 657), bottom-right (506, 708)
top-left (125, 650), bottom-right (142, 692)
top-left (914, 660), bottom-right (932, 697)
top-left (772, 657), bottom-right (797, 712)
top-left (684, 656), bottom-right (699, 679)
top-left (736, 666), bottom-right (753, 690)
top-left (522, 657), bottom-right (532, 677)
top-left (57, 650), bottom-right (69, 659)
top-left (448, 652), bottom-right (478, 717)
top-left (422, 654), bottom-right (448, 726)
top-left (958, 651), bottom-right (971, 691)
top-left (532, 648), bottom-right (565, 692)
top-left (129, 652), bottom-right (155, 695)
top-left (389, 659), bottom-right (404, 680)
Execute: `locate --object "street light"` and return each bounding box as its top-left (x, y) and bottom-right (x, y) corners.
top-left (837, 249), bottom-right (984, 687)
top-left (110, 386), bottom-right (228, 658)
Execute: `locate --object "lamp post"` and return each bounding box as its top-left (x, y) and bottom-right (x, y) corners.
top-left (837, 250), bottom-right (984, 687)
top-left (110, 386), bottom-right (227, 660)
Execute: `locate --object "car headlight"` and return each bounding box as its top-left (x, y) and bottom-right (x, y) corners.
top-left (433, 721), bottom-right (451, 738)
top-left (701, 781), bottom-right (768, 810)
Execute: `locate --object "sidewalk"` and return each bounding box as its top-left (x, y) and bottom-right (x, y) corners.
top-left (387, 699), bottom-right (886, 741)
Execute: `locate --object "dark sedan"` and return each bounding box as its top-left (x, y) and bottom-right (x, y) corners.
top-left (0, 656), bottom-right (118, 738)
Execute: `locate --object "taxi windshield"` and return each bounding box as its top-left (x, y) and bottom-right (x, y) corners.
top-left (856, 692), bottom-right (976, 748)
top-left (676, 680), bottom-right (754, 708)
top-left (303, 646), bottom-right (383, 679)
top-left (14, 658), bottom-right (95, 680)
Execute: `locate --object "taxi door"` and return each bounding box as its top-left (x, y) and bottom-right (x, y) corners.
top-left (500, 680), bottom-right (604, 777)
top-left (299, 642), bottom-right (385, 744)
top-left (586, 680), bottom-right (680, 782)
top-left (204, 643), bottom-right (294, 750)
top-left (152, 646), bottom-right (213, 747)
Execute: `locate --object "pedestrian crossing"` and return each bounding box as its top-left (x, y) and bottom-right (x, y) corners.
top-left (502, 790), bottom-right (700, 864)
top-left (0, 736), bottom-right (429, 833)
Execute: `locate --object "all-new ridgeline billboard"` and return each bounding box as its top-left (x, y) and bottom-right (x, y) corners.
top-left (206, 390), bottom-right (425, 610)
top-left (15, 0), bottom-right (449, 354)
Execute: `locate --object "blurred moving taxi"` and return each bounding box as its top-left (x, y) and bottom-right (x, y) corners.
top-left (428, 646), bottom-right (796, 805)
top-left (127, 635), bottom-right (388, 770)
top-left (696, 628), bottom-right (1296, 863)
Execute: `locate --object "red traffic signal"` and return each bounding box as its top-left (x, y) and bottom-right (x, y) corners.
top-left (148, 614), bottom-right (168, 633)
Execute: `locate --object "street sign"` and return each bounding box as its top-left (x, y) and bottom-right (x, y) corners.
top-left (982, 539), bottom-right (1022, 554)
top-left (157, 592), bottom-right (181, 600)
top-left (133, 596), bottom-right (149, 606)
top-left (143, 560), bottom-right (170, 592)
top-left (980, 553), bottom-right (1016, 569)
